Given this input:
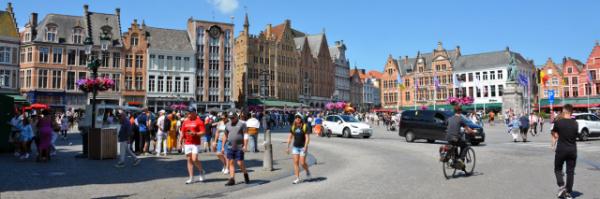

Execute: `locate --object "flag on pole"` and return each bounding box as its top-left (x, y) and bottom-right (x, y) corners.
top-left (452, 74), bottom-right (458, 88)
top-left (540, 70), bottom-right (547, 86)
top-left (587, 70), bottom-right (593, 83)
top-left (518, 73), bottom-right (529, 87)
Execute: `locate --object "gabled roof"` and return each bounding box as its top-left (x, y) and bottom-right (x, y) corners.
top-left (305, 34), bottom-right (325, 58)
top-left (329, 47), bottom-right (340, 60)
top-left (87, 12), bottom-right (122, 46)
top-left (587, 42), bottom-right (600, 66)
top-left (0, 10), bottom-right (19, 38)
top-left (269, 23), bottom-right (285, 41)
top-left (453, 50), bottom-right (530, 72)
top-left (33, 14), bottom-right (85, 43)
top-left (396, 50), bottom-right (458, 74)
top-left (367, 70), bottom-right (383, 79)
top-left (293, 37), bottom-right (306, 51)
top-left (146, 26), bottom-right (193, 52)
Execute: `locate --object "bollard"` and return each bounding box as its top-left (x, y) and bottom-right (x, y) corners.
top-left (263, 129), bottom-right (273, 171)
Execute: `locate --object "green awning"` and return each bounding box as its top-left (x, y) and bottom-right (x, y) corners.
top-left (0, 94), bottom-right (28, 103)
top-left (248, 99), bottom-right (306, 107)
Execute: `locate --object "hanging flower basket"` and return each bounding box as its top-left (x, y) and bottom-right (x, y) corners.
top-left (170, 103), bottom-right (188, 111)
top-left (447, 96), bottom-right (474, 105)
top-left (77, 77), bottom-right (115, 93)
top-left (420, 105), bottom-right (428, 110)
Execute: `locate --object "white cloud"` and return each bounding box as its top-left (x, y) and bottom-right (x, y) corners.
top-left (207, 0), bottom-right (240, 14)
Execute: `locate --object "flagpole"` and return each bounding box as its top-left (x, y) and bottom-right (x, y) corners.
top-left (587, 65), bottom-right (591, 113)
top-left (414, 75), bottom-right (418, 110)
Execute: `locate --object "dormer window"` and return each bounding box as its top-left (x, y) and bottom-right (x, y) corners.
top-left (72, 28), bottom-right (83, 44)
top-left (24, 32), bottom-right (31, 42)
top-left (46, 25), bottom-right (57, 42)
top-left (567, 67), bottom-right (572, 74)
top-left (131, 34), bottom-right (139, 46)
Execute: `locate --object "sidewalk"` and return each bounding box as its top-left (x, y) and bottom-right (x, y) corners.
top-left (0, 130), bottom-right (294, 199)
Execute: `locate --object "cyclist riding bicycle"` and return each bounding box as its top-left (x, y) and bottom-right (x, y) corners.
top-left (446, 105), bottom-right (476, 169)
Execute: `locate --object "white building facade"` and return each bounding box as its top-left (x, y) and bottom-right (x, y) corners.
top-left (146, 27), bottom-right (196, 112)
top-left (329, 40), bottom-right (350, 102)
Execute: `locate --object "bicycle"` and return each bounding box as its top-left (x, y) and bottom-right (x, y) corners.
top-left (439, 143), bottom-right (476, 179)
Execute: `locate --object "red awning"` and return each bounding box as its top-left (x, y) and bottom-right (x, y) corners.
top-left (29, 103), bottom-right (49, 110)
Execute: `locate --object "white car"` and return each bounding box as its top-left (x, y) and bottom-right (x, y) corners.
top-left (323, 115), bottom-right (373, 138)
top-left (573, 113), bottom-right (600, 141)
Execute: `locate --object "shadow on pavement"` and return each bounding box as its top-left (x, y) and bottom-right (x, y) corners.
top-left (446, 171), bottom-right (485, 180)
top-left (0, 134), bottom-right (264, 193)
top-left (304, 176), bottom-right (327, 183)
top-left (570, 191), bottom-right (583, 198)
top-left (91, 194), bottom-right (136, 199)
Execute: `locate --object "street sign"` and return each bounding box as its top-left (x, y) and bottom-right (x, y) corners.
top-left (548, 89), bottom-right (555, 104)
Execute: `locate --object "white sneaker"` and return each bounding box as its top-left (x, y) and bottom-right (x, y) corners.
top-left (197, 170), bottom-right (205, 182)
top-left (557, 186), bottom-right (566, 198)
top-left (156, 153), bottom-right (160, 157)
top-left (24, 153), bottom-right (30, 159)
top-left (293, 178), bottom-right (302, 184)
top-left (185, 178), bottom-right (193, 184)
top-left (223, 168), bottom-right (229, 175)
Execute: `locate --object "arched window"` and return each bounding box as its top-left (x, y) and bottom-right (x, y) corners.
top-left (46, 24), bottom-right (58, 42)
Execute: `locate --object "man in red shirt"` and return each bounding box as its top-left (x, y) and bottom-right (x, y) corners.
top-left (179, 108), bottom-right (206, 184)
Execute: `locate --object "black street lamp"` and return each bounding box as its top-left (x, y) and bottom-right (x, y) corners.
top-left (84, 29), bottom-right (111, 129)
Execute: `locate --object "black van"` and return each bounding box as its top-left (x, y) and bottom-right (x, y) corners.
top-left (398, 110), bottom-right (485, 145)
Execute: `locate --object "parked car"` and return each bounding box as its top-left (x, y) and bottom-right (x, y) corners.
top-left (323, 115), bottom-right (373, 138)
top-left (573, 113), bottom-right (600, 141)
top-left (398, 110), bottom-right (485, 145)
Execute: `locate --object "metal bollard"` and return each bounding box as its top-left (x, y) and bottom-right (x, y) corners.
top-left (263, 129), bottom-right (273, 171)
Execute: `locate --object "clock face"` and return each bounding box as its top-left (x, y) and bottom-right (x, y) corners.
top-left (209, 26), bottom-right (221, 38)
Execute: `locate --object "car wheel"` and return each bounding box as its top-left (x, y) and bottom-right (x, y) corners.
top-left (580, 129), bottom-right (590, 141)
top-left (427, 139), bottom-right (435, 143)
top-left (405, 131), bottom-right (415, 142)
top-left (343, 128), bottom-right (352, 138)
top-left (363, 135), bottom-right (371, 139)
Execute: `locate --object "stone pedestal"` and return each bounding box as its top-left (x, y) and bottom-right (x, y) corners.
top-left (502, 82), bottom-right (525, 114)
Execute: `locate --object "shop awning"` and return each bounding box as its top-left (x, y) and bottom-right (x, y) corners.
top-left (248, 99), bottom-right (306, 107)
top-left (4, 94), bottom-right (28, 103)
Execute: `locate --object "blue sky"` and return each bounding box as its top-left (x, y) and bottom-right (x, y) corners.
top-left (5, 0), bottom-right (600, 71)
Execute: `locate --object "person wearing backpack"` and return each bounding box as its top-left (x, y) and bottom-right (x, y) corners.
top-left (155, 110), bottom-right (169, 157)
top-left (286, 115), bottom-right (312, 184)
top-left (519, 113), bottom-right (530, 142)
top-left (135, 108), bottom-right (151, 155)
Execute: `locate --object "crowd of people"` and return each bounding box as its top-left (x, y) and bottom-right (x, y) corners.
top-left (8, 109), bottom-right (76, 162)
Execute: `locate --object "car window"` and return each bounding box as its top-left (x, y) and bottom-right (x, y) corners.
top-left (590, 115), bottom-right (600, 121)
top-left (419, 111), bottom-right (435, 122)
top-left (341, 115), bottom-right (359, 122)
top-left (434, 113), bottom-right (445, 124)
top-left (401, 111), bottom-right (415, 120)
top-left (575, 115), bottom-right (589, 120)
top-left (326, 116), bottom-right (334, 122)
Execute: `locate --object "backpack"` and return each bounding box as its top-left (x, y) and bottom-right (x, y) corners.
top-left (291, 124), bottom-right (308, 134)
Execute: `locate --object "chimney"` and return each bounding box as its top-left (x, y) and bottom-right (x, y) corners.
top-left (266, 24), bottom-right (272, 37)
top-left (115, 8), bottom-right (120, 16)
top-left (505, 46), bottom-right (510, 52)
top-left (83, 4), bottom-right (89, 15)
top-left (563, 56), bottom-right (567, 64)
top-left (7, 2), bottom-right (13, 15)
top-left (141, 20), bottom-right (145, 29)
top-left (133, 19), bottom-right (138, 26)
top-left (455, 45), bottom-right (461, 57)
top-left (335, 41), bottom-right (340, 46)
top-left (284, 19), bottom-right (291, 27)
top-left (404, 56), bottom-right (408, 65)
top-left (361, 69), bottom-right (366, 74)
top-left (30, 12), bottom-right (38, 30)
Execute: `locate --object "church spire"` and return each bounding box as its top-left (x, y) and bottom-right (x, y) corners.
top-left (243, 8), bottom-right (249, 34)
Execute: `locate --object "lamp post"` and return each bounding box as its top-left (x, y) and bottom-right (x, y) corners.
top-left (84, 30), bottom-right (111, 129)
top-left (259, 68), bottom-right (273, 171)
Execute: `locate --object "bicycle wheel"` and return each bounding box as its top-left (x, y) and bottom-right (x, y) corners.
top-left (463, 147), bottom-right (476, 175)
top-left (442, 159), bottom-right (456, 179)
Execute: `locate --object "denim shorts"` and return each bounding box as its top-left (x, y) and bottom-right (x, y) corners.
top-left (226, 148), bottom-right (244, 160)
top-left (216, 140), bottom-right (230, 154)
top-left (292, 146), bottom-right (307, 156)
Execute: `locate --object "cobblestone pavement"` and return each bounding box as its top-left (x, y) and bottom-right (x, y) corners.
top-left (0, 127), bottom-right (307, 199)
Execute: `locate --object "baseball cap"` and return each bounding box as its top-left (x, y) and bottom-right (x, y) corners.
top-left (228, 112), bottom-right (238, 118)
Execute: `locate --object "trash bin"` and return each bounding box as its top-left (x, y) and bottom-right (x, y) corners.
top-left (88, 128), bottom-right (118, 160)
